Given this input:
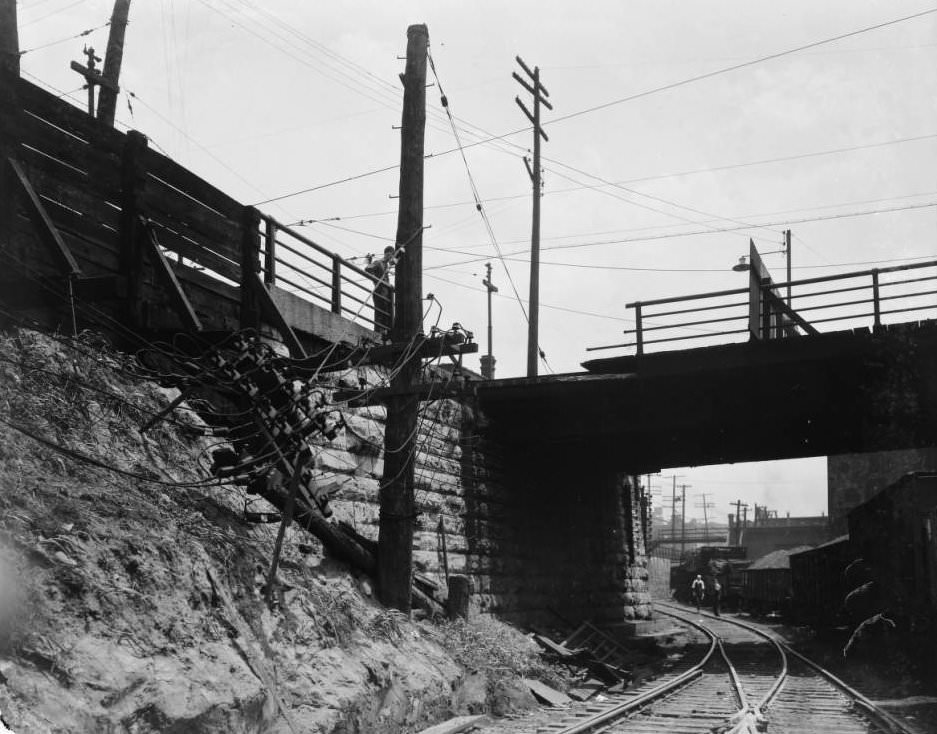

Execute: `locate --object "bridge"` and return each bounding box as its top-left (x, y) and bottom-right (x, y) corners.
top-left (476, 244), bottom-right (937, 474)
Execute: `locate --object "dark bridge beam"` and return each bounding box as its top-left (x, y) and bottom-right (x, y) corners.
top-left (477, 322), bottom-right (937, 473)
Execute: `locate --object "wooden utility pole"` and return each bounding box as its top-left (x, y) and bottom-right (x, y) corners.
top-left (680, 484), bottom-right (690, 560)
top-left (513, 57), bottom-right (551, 377)
top-left (96, 0), bottom-right (131, 127)
top-left (377, 23), bottom-right (428, 613)
top-left (730, 499), bottom-right (748, 546)
top-left (0, 0), bottom-right (20, 254)
top-left (480, 261), bottom-right (497, 379)
top-left (0, 0), bottom-right (18, 78)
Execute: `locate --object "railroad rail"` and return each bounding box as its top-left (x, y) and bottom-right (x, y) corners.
top-left (508, 603), bottom-right (917, 734)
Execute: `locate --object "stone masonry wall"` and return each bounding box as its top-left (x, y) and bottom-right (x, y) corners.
top-left (313, 366), bottom-right (645, 626)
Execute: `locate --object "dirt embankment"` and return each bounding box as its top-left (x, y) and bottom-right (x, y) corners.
top-left (0, 329), bottom-right (556, 733)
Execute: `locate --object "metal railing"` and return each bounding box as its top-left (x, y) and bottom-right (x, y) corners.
top-left (258, 215), bottom-right (394, 331)
top-left (589, 259), bottom-right (937, 355)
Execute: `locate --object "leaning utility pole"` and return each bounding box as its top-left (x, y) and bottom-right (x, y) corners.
top-left (513, 56), bottom-right (550, 377)
top-left (480, 261), bottom-right (498, 379)
top-left (96, 0), bottom-right (131, 127)
top-left (377, 23), bottom-right (428, 614)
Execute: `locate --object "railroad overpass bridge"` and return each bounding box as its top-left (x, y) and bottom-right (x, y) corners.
top-left (476, 318), bottom-right (937, 474)
top-left (465, 257), bottom-right (936, 626)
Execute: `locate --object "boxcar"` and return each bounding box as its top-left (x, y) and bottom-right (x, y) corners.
top-left (788, 535), bottom-right (853, 626)
top-left (847, 472), bottom-right (937, 635)
top-left (740, 546), bottom-right (813, 615)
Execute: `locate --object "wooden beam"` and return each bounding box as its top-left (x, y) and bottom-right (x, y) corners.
top-left (361, 334), bottom-right (478, 365)
top-left (252, 271), bottom-right (307, 359)
top-left (118, 130), bottom-right (148, 328)
top-left (764, 289), bottom-right (819, 336)
top-left (333, 381), bottom-right (471, 408)
top-left (6, 157), bottom-right (82, 276)
top-left (68, 61), bottom-right (119, 93)
top-left (144, 223), bottom-right (203, 331)
top-left (239, 205), bottom-right (261, 330)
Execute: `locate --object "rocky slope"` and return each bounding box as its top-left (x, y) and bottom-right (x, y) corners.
top-left (0, 329), bottom-right (547, 733)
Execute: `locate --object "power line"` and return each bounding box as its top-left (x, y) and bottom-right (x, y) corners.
top-left (425, 189), bottom-right (937, 254)
top-left (426, 200), bottom-right (937, 271)
top-left (18, 21), bottom-right (110, 55)
top-left (235, 8), bottom-right (937, 207)
top-left (297, 131), bottom-right (937, 224)
top-left (543, 7), bottom-right (937, 129)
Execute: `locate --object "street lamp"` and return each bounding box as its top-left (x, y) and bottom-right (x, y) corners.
top-left (730, 230), bottom-right (792, 305)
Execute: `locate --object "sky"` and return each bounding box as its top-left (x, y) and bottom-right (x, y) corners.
top-left (13, 0), bottom-right (937, 521)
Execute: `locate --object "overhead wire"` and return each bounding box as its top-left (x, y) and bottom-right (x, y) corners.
top-left (426, 200), bottom-right (937, 271)
top-left (18, 21), bottom-right (110, 55)
top-left (294, 132), bottom-right (937, 224)
top-left (249, 7), bottom-right (937, 204)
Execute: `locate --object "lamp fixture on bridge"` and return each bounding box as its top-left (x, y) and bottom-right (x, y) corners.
top-left (732, 256), bottom-right (750, 272)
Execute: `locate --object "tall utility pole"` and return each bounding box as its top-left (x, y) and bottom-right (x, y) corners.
top-left (695, 493), bottom-right (714, 537)
top-left (96, 0), bottom-right (131, 127)
top-left (480, 261), bottom-right (497, 379)
top-left (680, 485), bottom-right (689, 560)
top-left (513, 56), bottom-right (551, 377)
top-left (378, 23), bottom-right (428, 614)
top-left (784, 228), bottom-right (792, 306)
top-left (730, 499), bottom-right (748, 546)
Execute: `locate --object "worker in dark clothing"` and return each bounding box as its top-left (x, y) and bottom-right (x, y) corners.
top-left (691, 574), bottom-right (705, 612)
top-left (712, 579), bottom-right (722, 616)
top-left (365, 246), bottom-right (395, 333)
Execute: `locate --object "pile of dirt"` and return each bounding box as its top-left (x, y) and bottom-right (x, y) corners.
top-left (0, 329), bottom-right (561, 733)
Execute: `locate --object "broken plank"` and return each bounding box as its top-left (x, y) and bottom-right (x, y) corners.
top-left (524, 678), bottom-right (572, 707)
top-left (533, 633), bottom-right (581, 658)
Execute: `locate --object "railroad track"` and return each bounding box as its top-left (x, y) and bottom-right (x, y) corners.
top-left (531, 603), bottom-right (917, 734)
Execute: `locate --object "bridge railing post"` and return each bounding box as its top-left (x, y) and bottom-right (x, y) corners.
top-left (871, 269), bottom-right (881, 330)
top-left (240, 205), bottom-right (262, 330)
top-left (634, 303), bottom-right (644, 355)
top-left (263, 216), bottom-right (276, 287)
top-left (331, 254), bottom-right (342, 315)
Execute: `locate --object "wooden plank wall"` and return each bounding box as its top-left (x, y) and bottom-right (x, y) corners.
top-left (1, 76), bottom-right (385, 341)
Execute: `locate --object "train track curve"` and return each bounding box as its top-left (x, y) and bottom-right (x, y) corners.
top-left (530, 603), bottom-right (917, 734)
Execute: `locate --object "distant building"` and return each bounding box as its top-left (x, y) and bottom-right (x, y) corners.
top-left (827, 448), bottom-right (937, 534)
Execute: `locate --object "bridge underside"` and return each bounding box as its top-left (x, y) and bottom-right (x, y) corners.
top-left (477, 321), bottom-right (937, 474)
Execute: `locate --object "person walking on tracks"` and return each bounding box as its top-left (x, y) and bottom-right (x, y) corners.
top-left (712, 578), bottom-right (722, 616)
top-left (691, 574), bottom-right (705, 612)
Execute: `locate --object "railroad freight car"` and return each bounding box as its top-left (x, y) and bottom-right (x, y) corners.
top-left (671, 546), bottom-right (748, 607)
top-left (788, 535), bottom-right (852, 626)
top-left (847, 472), bottom-right (937, 636)
top-left (740, 546), bottom-right (813, 615)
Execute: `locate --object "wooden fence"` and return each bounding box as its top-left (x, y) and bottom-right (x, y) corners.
top-left (0, 74), bottom-right (391, 350)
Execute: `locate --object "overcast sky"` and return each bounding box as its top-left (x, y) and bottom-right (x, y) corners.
top-left (15, 0), bottom-right (937, 520)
